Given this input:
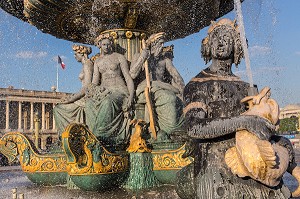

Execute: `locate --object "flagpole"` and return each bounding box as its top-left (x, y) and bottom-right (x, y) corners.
top-left (56, 62), bottom-right (59, 92)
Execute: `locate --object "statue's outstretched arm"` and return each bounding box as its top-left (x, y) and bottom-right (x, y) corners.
top-left (61, 87), bottom-right (86, 104)
top-left (129, 49), bottom-right (149, 79)
top-left (61, 60), bottom-right (94, 104)
top-left (186, 108), bottom-right (274, 140)
top-left (165, 58), bottom-right (185, 92)
top-left (83, 60), bottom-right (94, 87)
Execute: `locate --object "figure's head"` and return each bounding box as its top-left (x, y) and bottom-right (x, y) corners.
top-left (151, 38), bottom-right (164, 57)
top-left (94, 33), bottom-right (114, 54)
top-left (72, 44), bottom-right (92, 62)
top-left (100, 38), bottom-right (114, 54)
top-left (162, 45), bottom-right (174, 60)
top-left (146, 32), bottom-right (166, 57)
top-left (201, 18), bottom-right (243, 66)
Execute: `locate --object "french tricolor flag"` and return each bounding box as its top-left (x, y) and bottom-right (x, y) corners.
top-left (58, 55), bottom-right (66, 69)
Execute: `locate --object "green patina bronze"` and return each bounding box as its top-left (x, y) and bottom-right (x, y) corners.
top-left (71, 173), bottom-right (129, 191)
top-left (124, 153), bottom-right (160, 190)
top-left (25, 172), bottom-right (67, 186)
top-left (62, 123), bottom-right (131, 190)
top-left (54, 37), bottom-right (134, 148)
top-left (153, 170), bottom-right (178, 185)
top-left (0, 35), bottom-right (192, 193)
top-left (130, 35), bottom-right (185, 144)
top-left (0, 0), bottom-right (244, 195)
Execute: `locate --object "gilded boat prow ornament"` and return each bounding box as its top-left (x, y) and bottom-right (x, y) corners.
top-left (0, 132), bottom-right (67, 185)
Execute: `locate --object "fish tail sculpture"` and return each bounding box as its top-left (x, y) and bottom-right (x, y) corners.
top-left (225, 87), bottom-right (300, 197)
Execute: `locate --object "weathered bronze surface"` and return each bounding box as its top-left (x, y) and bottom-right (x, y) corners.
top-left (0, 132), bottom-right (67, 185)
top-left (54, 35), bottom-right (135, 148)
top-left (1, 0), bottom-right (239, 44)
top-left (177, 18), bottom-right (296, 199)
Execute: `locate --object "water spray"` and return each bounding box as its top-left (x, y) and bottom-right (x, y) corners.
top-left (234, 0), bottom-right (257, 95)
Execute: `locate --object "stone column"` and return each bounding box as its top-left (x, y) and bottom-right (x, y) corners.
top-left (18, 101), bottom-right (22, 131)
top-left (45, 112), bottom-right (50, 129)
top-left (33, 113), bottom-right (40, 149)
top-left (42, 102), bottom-right (45, 130)
top-left (41, 136), bottom-right (46, 150)
top-left (30, 102), bottom-right (34, 130)
top-left (5, 100), bottom-right (10, 131)
top-left (23, 111), bottom-right (28, 130)
top-left (52, 103), bottom-right (56, 130)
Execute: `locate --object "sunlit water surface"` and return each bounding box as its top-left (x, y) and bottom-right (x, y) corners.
top-left (0, 170), bottom-right (179, 199)
top-left (1, 150), bottom-right (300, 199)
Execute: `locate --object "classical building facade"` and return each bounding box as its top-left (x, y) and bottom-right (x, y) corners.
top-left (279, 104), bottom-right (300, 119)
top-left (0, 87), bottom-right (68, 149)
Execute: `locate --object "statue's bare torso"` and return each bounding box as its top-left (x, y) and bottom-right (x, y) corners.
top-left (93, 52), bottom-right (128, 90)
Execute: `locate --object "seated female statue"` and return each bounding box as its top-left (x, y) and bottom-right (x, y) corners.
top-left (84, 34), bottom-right (134, 148)
top-left (53, 45), bottom-right (93, 136)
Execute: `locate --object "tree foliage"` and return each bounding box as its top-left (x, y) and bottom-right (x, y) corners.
top-left (278, 117), bottom-right (299, 133)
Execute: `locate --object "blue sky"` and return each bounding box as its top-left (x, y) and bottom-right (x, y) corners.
top-left (0, 0), bottom-right (299, 108)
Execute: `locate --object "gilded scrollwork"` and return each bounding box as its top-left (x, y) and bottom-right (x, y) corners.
top-left (152, 144), bottom-right (193, 170)
top-left (63, 123), bottom-right (129, 175)
top-left (0, 132), bottom-right (67, 173)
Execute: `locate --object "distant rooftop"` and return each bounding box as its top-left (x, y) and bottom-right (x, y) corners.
top-left (0, 87), bottom-right (69, 102)
top-left (281, 104), bottom-right (300, 111)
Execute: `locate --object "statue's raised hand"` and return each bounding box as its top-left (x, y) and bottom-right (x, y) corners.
top-left (145, 32), bottom-right (165, 47)
top-left (141, 48), bottom-right (150, 60)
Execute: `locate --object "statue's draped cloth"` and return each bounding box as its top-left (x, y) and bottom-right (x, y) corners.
top-left (136, 80), bottom-right (184, 138)
top-left (53, 99), bottom-right (85, 136)
top-left (54, 84), bottom-right (130, 147)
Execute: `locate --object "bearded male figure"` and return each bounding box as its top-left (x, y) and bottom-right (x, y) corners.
top-left (129, 33), bottom-right (185, 143)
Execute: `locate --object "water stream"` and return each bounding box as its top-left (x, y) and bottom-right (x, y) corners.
top-left (234, 0), bottom-right (254, 88)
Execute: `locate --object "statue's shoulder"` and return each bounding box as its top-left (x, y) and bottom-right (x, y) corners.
top-left (185, 70), bottom-right (208, 88)
top-left (184, 70), bottom-right (210, 102)
top-left (85, 59), bottom-right (94, 67)
top-left (93, 57), bottom-right (106, 69)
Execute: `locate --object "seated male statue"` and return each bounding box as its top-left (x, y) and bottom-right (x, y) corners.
top-left (130, 33), bottom-right (185, 143)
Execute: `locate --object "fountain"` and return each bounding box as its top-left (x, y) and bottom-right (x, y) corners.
top-left (0, 0), bottom-right (239, 192)
top-left (1, 0), bottom-right (298, 199)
